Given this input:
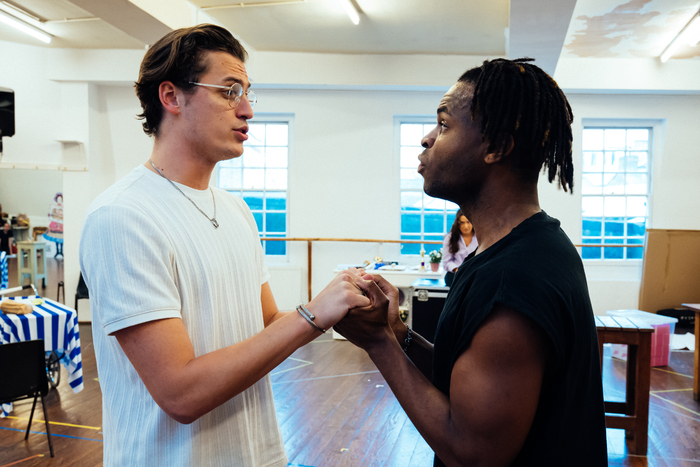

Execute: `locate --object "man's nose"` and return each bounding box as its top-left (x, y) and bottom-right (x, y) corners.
top-left (421, 127), bottom-right (437, 149)
top-left (236, 97), bottom-right (254, 120)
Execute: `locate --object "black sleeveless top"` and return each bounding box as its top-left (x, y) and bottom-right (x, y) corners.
top-left (432, 211), bottom-right (607, 466)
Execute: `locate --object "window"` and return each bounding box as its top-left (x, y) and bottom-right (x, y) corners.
top-left (399, 122), bottom-right (459, 255)
top-left (581, 127), bottom-right (651, 260)
top-left (217, 121), bottom-right (289, 255)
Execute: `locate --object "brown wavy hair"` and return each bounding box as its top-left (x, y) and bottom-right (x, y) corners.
top-left (135, 24), bottom-right (248, 137)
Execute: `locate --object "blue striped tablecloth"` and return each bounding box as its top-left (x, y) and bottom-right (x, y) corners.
top-left (1, 296), bottom-right (83, 416)
top-left (0, 251), bottom-right (7, 290)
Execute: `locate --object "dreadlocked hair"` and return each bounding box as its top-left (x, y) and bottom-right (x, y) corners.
top-left (458, 58), bottom-right (574, 192)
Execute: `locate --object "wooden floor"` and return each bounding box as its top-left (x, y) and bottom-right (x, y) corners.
top-left (1, 257), bottom-right (699, 466)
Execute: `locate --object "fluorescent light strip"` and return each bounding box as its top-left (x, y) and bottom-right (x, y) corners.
top-left (0, 10), bottom-right (51, 43)
top-left (660, 10), bottom-right (700, 63)
top-left (336, 0), bottom-right (360, 25)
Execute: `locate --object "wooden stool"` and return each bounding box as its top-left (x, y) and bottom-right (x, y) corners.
top-left (17, 241), bottom-right (47, 288)
top-left (595, 315), bottom-right (653, 455)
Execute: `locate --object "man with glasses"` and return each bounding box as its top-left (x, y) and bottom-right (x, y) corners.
top-left (79, 24), bottom-right (368, 466)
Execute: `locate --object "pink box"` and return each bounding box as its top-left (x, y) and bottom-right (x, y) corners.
top-left (607, 309), bottom-right (677, 367)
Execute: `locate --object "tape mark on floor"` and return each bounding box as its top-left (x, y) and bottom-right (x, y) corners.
top-left (3, 415), bottom-right (100, 430)
top-left (651, 393), bottom-right (700, 417)
top-left (0, 454), bottom-right (44, 467)
top-left (0, 425), bottom-right (102, 442)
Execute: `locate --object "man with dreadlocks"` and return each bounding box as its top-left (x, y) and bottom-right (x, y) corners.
top-left (336, 58), bottom-right (608, 466)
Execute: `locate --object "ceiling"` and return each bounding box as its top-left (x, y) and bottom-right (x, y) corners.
top-left (0, 0), bottom-right (697, 63)
top-left (563, 0), bottom-right (700, 59)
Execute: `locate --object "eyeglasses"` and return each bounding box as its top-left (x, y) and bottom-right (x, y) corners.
top-left (189, 82), bottom-right (257, 109)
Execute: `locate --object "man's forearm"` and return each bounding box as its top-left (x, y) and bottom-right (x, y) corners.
top-left (392, 323), bottom-right (434, 379)
top-left (365, 337), bottom-right (474, 466)
top-left (116, 310), bottom-right (321, 425)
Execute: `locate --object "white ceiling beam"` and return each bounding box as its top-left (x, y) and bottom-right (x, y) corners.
top-left (68, 0), bottom-right (172, 46)
top-left (508, 0), bottom-right (577, 76)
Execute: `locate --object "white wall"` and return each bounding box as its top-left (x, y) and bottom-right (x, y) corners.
top-left (2, 39), bottom-right (700, 318)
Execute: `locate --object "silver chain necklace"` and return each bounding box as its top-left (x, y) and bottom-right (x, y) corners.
top-left (148, 159), bottom-right (219, 228)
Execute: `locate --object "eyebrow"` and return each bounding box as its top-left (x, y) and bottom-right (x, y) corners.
top-left (221, 76), bottom-right (252, 89)
top-left (437, 105), bottom-right (452, 117)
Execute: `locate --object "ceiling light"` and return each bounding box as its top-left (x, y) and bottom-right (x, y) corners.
top-left (0, 9), bottom-right (51, 44)
top-left (336, 0), bottom-right (359, 25)
top-left (660, 10), bottom-right (700, 63)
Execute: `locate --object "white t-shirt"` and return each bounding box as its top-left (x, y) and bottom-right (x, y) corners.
top-left (80, 165), bottom-right (287, 467)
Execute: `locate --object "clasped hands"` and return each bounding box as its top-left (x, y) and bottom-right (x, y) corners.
top-left (306, 268), bottom-right (403, 349)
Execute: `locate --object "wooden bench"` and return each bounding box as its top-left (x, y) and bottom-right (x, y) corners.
top-left (595, 315), bottom-right (654, 455)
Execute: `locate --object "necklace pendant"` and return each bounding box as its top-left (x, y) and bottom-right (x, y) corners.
top-left (211, 218), bottom-right (219, 229)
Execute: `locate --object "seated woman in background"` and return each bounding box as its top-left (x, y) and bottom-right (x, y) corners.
top-left (442, 210), bottom-right (477, 286)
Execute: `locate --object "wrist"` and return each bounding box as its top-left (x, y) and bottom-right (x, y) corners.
top-left (296, 303), bottom-right (326, 334)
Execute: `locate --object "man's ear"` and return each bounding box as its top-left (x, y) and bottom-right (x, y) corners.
top-left (159, 81), bottom-right (182, 116)
top-left (484, 135), bottom-right (515, 164)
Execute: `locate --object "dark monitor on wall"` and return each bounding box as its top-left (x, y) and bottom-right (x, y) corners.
top-left (0, 87), bottom-right (15, 138)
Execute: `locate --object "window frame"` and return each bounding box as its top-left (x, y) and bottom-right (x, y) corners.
top-left (215, 113), bottom-right (294, 258)
top-left (395, 116), bottom-right (459, 258)
top-left (579, 118), bottom-right (661, 262)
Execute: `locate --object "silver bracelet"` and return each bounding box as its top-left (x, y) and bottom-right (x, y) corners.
top-left (296, 304), bottom-right (326, 333)
top-left (402, 325), bottom-right (412, 353)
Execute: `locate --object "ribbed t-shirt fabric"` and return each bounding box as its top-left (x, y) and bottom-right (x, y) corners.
top-left (80, 165), bottom-right (287, 467)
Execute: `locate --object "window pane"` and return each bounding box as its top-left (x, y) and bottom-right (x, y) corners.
top-left (265, 213), bottom-right (286, 233)
top-left (247, 124), bottom-right (265, 146)
top-left (626, 152), bottom-right (648, 172)
top-left (582, 151), bottom-right (604, 172)
top-left (219, 122), bottom-right (289, 256)
top-left (581, 173), bottom-right (603, 194)
top-left (625, 174), bottom-right (647, 194)
top-left (604, 129), bottom-right (626, 150)
top-left (219, 168), bottom-right (242, 189)
top-left (401, 124), bottom-right (426, 146)
top-left (603, 173), bottom-right (625, 194)
top-left (582, 217), bottom-right (602, 236)
top-left (264, 235), bottom-right (286, 255)
top-left (243, 168), bottom-right (265, 189)
top-left (401, 192), bottom-right (422, 210)
top-left (400, 146), bottom-right (421, 168)
top-left (582, 196), bottom-right (604, 217)
top-left (423, 194), bottom-right (445, 212)
top-left (627, 238), bottom-right (643, 259)
top-left (265, 169), bottom-right (287, 189)
top-left (266, 192), bottom-right (286, 210)
top-left (401, 235), bottom-right (421, 255)
top-left (243, 146), bottom-right (265, 167)
top-left (627, 217), bottom-right (646, 236)
top-left (446, 201), bottom-right (459, 212)
top-left (626, 129), bottom-right (648, 150)
top-left (266, 147), bottom-right (288, 168)
top-left (627, 196), bottom-right (647, 216)
top-left (604, 217), bottom-right (624, 237)
top-left (603, 238), bottom-right (624, 259)
top-left (252, 212), bottom-right (262, 233)
top-left (424, 214), bottom-right (444, 233)
top-left (583, 129), bottom-right (604, 151)
top-left (582, 126), bottom-right (650, 262)
top-left (604, 197), bottom-right (626, 217)
top-left (604, 152), bottom-right (625, 172)
top-left (401, 169), bottom-right (423, 189)
top-left (582, 238), bottom-right (601, 259)
top-left (266, 124), bottom-right (288, 146)
top-left (401, 213), bottom-right (421, 233)
top-left (243, 192), bottom-right (263, 210)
